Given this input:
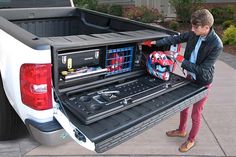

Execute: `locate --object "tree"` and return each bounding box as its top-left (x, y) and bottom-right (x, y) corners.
top-left (169, 0), bottom-right (204, 24)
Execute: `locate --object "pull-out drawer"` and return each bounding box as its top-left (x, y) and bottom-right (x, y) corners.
top-left (54, 78), bottom-right (207, 153)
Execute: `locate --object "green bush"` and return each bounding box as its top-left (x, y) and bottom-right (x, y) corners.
top-left (109, 5), bottom-right (123, 16)
top-left (95, 4), bottom-right (109, 14)
top-left (94, 4), bottom-right (123, 16)
top-left (222, 20), bottom-right (234, 30)
top-left (169, 20), bottom-right (179, 31)
top-left (222, 25), bottom-right (236, 45)
top-left (140, 7), bottom-right (159, 23)
top-left (74, 0), bottom-right (97, 10)
top-left (211, 6), bottom-right (234, 24)
top-left (124, 6), bottom-right (161, 23)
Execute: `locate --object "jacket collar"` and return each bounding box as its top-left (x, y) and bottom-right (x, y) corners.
top-left (193, 27), bottom-right (214, 42)
top-left (202, 27), bottom-right (214, 41)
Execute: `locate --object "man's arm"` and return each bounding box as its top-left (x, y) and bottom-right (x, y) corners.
top-left (156, 32), bottom-right (190, 47)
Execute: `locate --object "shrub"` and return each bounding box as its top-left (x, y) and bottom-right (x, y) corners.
top-left (211, 6), bottom-right (234, 24)
top-left (222, 20), bottom-right (234, 30)
top-left (124, 6), bottom-right (161, 23)
top-left (140, 7), bottom-right (159, 23)
top-left (169, 20), bottom-right (179, 31)
top-left (109, 5), bottom-right (123, 16)
top-left (95, 4), bottom-right (123, 16)
top-left (222, 25), bottom-right (236, 45)
top-left (124, 6), bottom-right (142, 21)
top-left (74, 0), bottom-right (97, 10)
top-left (95, 4), bottom-right (109, 14)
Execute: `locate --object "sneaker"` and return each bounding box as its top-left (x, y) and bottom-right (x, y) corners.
top-left (166, 129), bottom-right (187, 137)
top-left (179, 140), bottom-right (195, 152)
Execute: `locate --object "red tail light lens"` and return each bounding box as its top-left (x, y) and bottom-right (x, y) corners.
top-left (20, 64), bottom-right (52, 110)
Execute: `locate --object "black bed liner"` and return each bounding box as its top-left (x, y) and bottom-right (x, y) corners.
top-left (63, 82), bottom-right (208, 153)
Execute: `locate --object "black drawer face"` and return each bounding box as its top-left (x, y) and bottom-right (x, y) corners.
top-left (61, 73), bottom-right (189, 124)
top-left (58, 48), bottom-right (100, 71)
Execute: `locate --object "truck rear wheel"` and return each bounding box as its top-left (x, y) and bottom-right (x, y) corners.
top-left (0, 74), bottom-right (28, 140)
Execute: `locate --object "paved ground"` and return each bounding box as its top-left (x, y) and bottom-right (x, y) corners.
top-left (0, 52), bottom-right (235, 157)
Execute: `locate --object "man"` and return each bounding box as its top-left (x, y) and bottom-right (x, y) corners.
top-left (144, 9), bottom-right (223, 152)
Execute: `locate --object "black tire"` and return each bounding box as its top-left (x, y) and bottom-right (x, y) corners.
top-left (0, 74), bottom-right (28, 140)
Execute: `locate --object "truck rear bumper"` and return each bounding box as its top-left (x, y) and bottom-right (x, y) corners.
top-left (25, 119), bottom-right (72, 146)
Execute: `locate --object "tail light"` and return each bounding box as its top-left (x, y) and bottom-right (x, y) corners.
top-left (20, 64), bottom-right (52, 110)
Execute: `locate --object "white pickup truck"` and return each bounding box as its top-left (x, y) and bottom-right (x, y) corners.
top-left (0, 0), bottom-right (208, 153)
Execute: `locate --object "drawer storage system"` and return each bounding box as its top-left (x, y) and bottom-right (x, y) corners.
top-left (61, 73), bottom-right (190, 124)
top-left (43, 13), bottom-right (209, 150)
top-left (52, 41), bottom-right (208, 152)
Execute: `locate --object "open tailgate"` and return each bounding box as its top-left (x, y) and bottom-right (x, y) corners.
top-left (53, 80), bottom-right (207, 153)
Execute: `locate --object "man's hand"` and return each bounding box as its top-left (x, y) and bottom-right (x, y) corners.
top-left (142, 40), bottom-right (156, 47)
top-left (175, 54), bottom-right (184, 63)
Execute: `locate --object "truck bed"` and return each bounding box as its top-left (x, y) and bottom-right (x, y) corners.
top-left (0, 7), bottom-right (175, 49)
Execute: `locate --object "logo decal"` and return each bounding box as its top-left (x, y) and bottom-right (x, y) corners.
top-left (95, 51), bottom-right (99, 59)
top-left (62, 56), bottom-right (67, 64)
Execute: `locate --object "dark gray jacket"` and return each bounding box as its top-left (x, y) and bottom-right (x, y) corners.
top-left (156, 28), bottom-right (223, 86)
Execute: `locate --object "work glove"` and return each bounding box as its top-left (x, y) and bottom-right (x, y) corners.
top-left (175, 53), bottom-right (184, 63)
top-left (164, 51), bottom-right (184, 63)
top-left (142, 40), bottom-right (156, 47)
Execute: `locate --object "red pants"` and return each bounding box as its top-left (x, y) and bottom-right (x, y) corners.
top-left (178, 84), bottom-right (211, 142)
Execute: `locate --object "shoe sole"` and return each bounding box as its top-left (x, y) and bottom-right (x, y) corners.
top-left (166, 132), bottom-right (187, 137)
